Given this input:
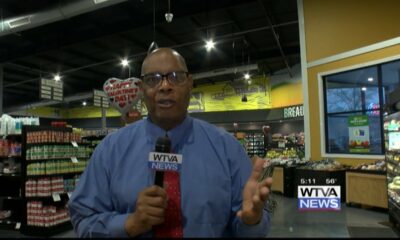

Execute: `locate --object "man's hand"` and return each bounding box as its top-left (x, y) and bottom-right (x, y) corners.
top-left (237, 157), bottom-right (273, 225)
top-left (124, 186), bottom-right (168, 237)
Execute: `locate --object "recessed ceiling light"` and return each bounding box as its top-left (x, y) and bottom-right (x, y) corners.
top-left (362, 87), bottom-right (367, 91)
top-left (368, 77), bottom-right (373, 82)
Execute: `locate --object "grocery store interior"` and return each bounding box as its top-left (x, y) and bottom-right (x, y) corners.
top-left (0, 0), bottom-right (400, 238)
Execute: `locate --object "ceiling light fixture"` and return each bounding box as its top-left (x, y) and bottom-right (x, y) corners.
top-left (165, 0), bottom-right (173, 23)
top-left (244, 73), bottom-right (250, 80)
top-left (368, 77), bottom-right (373, 82)
top-left (93, 0), bottom-right (110, 4)
top-left (54, 74), bottom-right (61, 81)
top-left (7, 16), bottom-right (32, 29)
top-left (361, 87), bottom-right (367, 91)
top-left (205, 39), bottom-right (215, 51)
top-left (121, 59), bottom-right (129, 67)
top-left (82, 101), bottom-right (87, 106)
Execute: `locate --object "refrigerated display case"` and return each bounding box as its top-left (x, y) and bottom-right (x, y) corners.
top-left (384, 111), bottom-right (400, 228)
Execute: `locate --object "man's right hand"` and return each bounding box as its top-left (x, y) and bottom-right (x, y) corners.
top-left (124, 185), bottom-right (168, 237)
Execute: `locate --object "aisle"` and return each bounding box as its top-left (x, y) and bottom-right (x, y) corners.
top-left (268, 194), bottom-right (399, 238)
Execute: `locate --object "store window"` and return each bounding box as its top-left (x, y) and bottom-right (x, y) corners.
top-left (323, 59), bottom-right (400, 155)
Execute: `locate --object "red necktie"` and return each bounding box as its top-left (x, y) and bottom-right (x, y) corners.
top-left (155, 171), bottom-right (183, 237)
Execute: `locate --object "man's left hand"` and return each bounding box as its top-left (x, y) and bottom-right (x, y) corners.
top-left (237, 156), bottom-right (273, 225)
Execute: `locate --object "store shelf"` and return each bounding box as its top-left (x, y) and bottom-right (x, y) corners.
top-left (386, 150), bottom-right (400, 156)
top-left (26, 142), bottom-right (90, 147)
top-left (0, 217), bottom-right (21, 229)
top-left (26, 157), bottom-right (89, 163)
top-left (26, 172), bottom-right (83, 178)
top-left (387, 169), bottom-right (400, 177)
top-left (22, 221), bottom-right (72, 237)
top-left (0, 173), bottom-right (21, 178)
top-left (82, 135), bottom-right (107, 140)
top-left (26, 192), bottom-right (70, 201)
top-left (0, 196), bottom-right (22, 200)
top-left (346, 169), bottom-right (387, 175)
top-left (0, 155), bottom-right (22, 159)
top-left (387, 159), bottom-right (400, 166)
top-left (0, 134), bottom-right (22, 138)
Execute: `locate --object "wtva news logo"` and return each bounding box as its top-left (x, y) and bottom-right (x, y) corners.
top-left (298, 185), bottom-right (341, 211)
top-left (148, 152), bottom-right (182, 172)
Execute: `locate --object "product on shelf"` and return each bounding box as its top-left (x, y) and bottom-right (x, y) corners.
top-left (243, 133), bottom-right (265, 157)
top-left (0, 210), bottom-right (12, 220)
top-left (1, 157), bottom-right (21, 174)
top-left (81, 128), bottom-right (117, 138)
top-left (26, 145), bottom-right (90, 160)
top-left (26, 176), bottom-right (81, 197)
top-left (26, 131), bottom-right (82, 144)
top-left (271, 133), bottom-right (283, 142)
top-left (0, 114), bottom-right (39, 136)
top-left (26, 160), bottom-right (89, 176)
top-left (50, 121), bottom-right (68, 128)
top-left (27, 201), bottom-right (70, 227)
top-left (389, 176), bottom-right (400, 191)
top-left (0, 139), bottom-right (22, 157)
top-left (17, 126), bottom-right (88, 234)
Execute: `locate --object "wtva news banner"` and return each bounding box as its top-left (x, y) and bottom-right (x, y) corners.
top-left (298, 185), bottom-right (341, 211)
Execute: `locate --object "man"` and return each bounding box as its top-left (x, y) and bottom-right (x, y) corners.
top-left (68, 48), bottom-right (272, 237)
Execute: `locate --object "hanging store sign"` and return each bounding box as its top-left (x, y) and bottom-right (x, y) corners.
top-left (93, 89), bottom-right (110, 108)
top-left (40, 78), bottom-right (63, 101)
top-left (283, 105), bottom-right (304, 119)
top-left (188, 75), bottom-right (271, 112)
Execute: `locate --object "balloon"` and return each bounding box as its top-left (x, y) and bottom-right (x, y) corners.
top-left (103, 77), bottom-right (143, 115)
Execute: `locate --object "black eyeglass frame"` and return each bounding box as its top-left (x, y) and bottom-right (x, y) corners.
top-left (140, 71), bottom-right (189, 87)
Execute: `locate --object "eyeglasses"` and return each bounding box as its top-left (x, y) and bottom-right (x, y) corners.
top-left (141, 71), bottom-right (189, 87)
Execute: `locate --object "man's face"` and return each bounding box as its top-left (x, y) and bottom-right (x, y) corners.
top-left (141, 51), bottom-right (193, 130)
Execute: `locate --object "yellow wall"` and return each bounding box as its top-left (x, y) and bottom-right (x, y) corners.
top-left (65, 106), bottom-right (121, 118)
top-left (28, 106), bottom-right (122, 119)
top-left (26, 106), bottom-right (68, 118)
top-left (37, 76), bottom-right (301, 119)
top-left (304, 0), bottom-right (400, 62)
top-left (303, 0), bottom-right (400, 166)
top-left (271, 81), bottom-right (303, 108)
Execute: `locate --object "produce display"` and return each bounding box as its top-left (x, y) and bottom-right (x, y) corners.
top-left (389, 176), bottom-right (400, 191)
top-left (351, 160), bottom-right (386, 171)
top-left (298, 158), bottom-right (350, 170)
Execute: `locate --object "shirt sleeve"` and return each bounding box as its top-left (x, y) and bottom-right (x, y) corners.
top-left (68, 135), bottom-right (130, 238)
top-left (226, 136), bottom-right (271, 237)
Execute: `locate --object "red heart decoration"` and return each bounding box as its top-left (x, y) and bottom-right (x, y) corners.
top-left (103, 77), bottom-right (143, 114)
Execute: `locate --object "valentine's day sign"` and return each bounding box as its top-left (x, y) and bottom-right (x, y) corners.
top-left (103, 77), bottom-right (143, 115)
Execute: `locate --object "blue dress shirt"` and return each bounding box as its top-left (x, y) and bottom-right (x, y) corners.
top-left (68, 116), bottom-right (270, 237)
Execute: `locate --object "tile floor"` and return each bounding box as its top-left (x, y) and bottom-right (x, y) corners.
top-left (267, 194), bottom-right (399, 238)
top-left (1, 194), bottom-right (399, 238)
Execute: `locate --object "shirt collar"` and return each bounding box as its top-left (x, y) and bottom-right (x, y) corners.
top-left (145, 115), bottom-right (193, 151)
